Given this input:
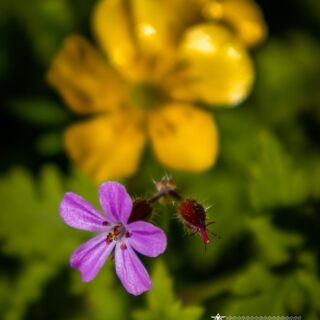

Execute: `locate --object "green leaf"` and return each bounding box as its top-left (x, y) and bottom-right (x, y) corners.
top-left (0, 166), bottom-right (128, 319)
top-left (133, 261), bottom-right (204, 320)
top-left (247, 216), bottom-right (303, 266)
top-left (225, 255), bottom-right (320, 317)
top-left (250, 132), bottom-right (308, 210)
top-left (254, 34), bottom-right (320, 126)
top-left (2, 262), bottom-right (56, 320)
top-left (36, 131), bottom-right (63, 156)
top-left (70, 264), bottom-right (129, 320)
top-left (17, 0), bottom-right (75, 64)
top-left (9, 98), bottom-right (70, 127)
top-left (0, 166), bottom-right (80, 263)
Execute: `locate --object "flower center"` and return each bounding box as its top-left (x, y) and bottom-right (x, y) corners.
top-left (106, 224), bottom-right (124, 243)
top-left (128, 82), bottom-right (163, 110)
top-left (106, 224), bottom-right (130, 248)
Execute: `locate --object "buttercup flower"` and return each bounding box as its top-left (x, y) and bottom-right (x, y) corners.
top-left (202, 0), bottom-right (268, 47)
top-left (59, 181), bottom-right (167, 295)
top-left (48, 0), bottom-right (266, 182)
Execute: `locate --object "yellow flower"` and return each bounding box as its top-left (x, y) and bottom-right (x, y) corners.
top-left (203, 0), bottom-right (268, 47)
top-left (47, 0), bottom-right (266, 182)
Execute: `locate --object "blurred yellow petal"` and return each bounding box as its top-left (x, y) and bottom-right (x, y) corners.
top-left (131, 0), bottom-right (174, 53)
top-left (149, 104), bottom-right (218, 171)
top-left (129, 0), bottom-right (179, 79)
top-left (47, 35), bottom-right (125, 114)
top-left (164, 0), bottom-right (203, 40)
top-left (169, 24), bottom-right (254, 107)
top-left (65, 111), bottom-right (146, 182)
top-left (92, 0), bottom-right (138, 78)
top-left (204, 0), bottom-right (268, 47)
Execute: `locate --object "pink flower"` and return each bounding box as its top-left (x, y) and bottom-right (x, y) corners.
top-left (59, 181), bottom-right (167, 295)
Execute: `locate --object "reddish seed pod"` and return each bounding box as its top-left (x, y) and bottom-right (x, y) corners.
top-left (178, 199), bottom-right (210, 245)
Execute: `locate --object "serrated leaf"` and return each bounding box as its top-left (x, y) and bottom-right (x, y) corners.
top-left (0, 166), bottom-right (128, 320)
top-left (250, 132), bottom-right (308, 210)
top-left (225, 255), bottom-right (320, 317)
top-left (0, 166), bottom-right (80, 263)
top-left (247, 216), bottom-right (303, 266)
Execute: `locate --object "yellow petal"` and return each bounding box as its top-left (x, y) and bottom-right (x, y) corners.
top-left (131, 0), bottom-right (174, 53)
top-left (170, 24), bottom-right (254, 107)
top-left (204, 0), bottom-right (268, 47)
top-left (92, 0), bottom-right (138, 78)
top-left (149, 104), bottom-right (219, 171)
top-left (129, 0), bottom-right (179, 79)
top-left (93, 0), bottom-right (182, 81)
top-left (47, 35), bottom-right (125, 114)
top-left (65, 111), bottom-right (146, 182)
top-left (164, 0), bottom-right (205, 32)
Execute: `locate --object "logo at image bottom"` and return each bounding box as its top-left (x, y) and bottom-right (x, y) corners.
top-left (210, 315), bottom-right (302, 320)
top-left (211, 314), bottom-right (226, 320)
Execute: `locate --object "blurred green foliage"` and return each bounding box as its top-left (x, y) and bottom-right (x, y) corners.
top-left (1, 0), bottom-right (320, 319)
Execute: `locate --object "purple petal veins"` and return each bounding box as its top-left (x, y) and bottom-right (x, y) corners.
top-left (60, 181), bottom-right (167, 295)
top-left (115, 242), bottom-right (151, 296)
top-left (99, 181), bottom-right (133, 224)
top-left (127, 221), bottom-right (167, 257)
top-left (60, 192), bottom-right (110, 232)
top-left (70, 234), bottom-right (115, 282)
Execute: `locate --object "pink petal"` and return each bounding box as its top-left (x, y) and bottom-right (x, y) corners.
top-left (115, 242), bottom-right (151, 295)
top-left (99, 181), bottom-right (133, 224)
top-left (70, 234), bottom-right (115, 282)
top-left (60, 192), bottom-right (110, 232)
top-left (128, 221), bottom-right (167, 257)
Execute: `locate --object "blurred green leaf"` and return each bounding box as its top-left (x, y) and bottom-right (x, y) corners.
top-left (0, 166), bottom-right (130, 319)
top-left (16, 0), bottom-right (75, 63)
top-left (70, 264), bottom-right (129, 320)
top-left (250, 132), bottom-right (308, 210)
top-left (3, 262), bottom-right (56, 320)
top-left (247, 216), bottom-right (303, 266)
top-left (254, 34), bottom-right (320, 126)
top-left (133, 261), bottom-right (204, 320)
top-left (0, 166), bottom-right (79, 263)
top-left (36, 131), bottom-right (63, 156)
top-left (9, 98), bottom-right (70, 126)
top-left (216, 108), bottom-right (261, 172)
top-left (225, 255), bottom-right (320, 317)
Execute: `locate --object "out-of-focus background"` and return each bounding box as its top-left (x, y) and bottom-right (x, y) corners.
top-left (1, 0), bottom-right (320, 319)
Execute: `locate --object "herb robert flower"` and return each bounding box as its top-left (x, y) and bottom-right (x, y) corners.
top-left (60, 181), bottom-right (167, 295)
top-left (48, 0), bottom-right (267, 182)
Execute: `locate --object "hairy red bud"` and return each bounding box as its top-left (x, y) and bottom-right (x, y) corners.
top-left (178, 199), bottom-right (210, 245)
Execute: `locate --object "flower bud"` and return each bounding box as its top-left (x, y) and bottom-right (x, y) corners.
top-left (150, 176), bottom-right (182, 203)
top-left (178, 199), bottom-right (210, 245)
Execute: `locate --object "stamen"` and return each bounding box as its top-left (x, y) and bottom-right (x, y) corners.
top-left (105, 224), bottom-right (126, 244)
top-left (113, 225), bottom-right (121, 236)
top-left (106, 234), bottom-right (113, 244)
top-left (120, 242), bottom-right (127, 250)
top-left (102, 221), bottom-right (109, 226)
